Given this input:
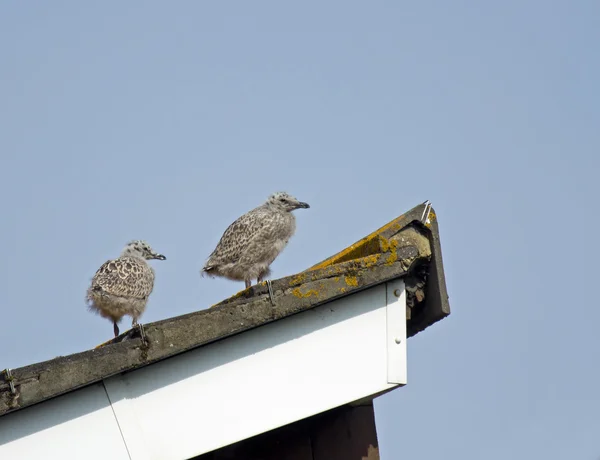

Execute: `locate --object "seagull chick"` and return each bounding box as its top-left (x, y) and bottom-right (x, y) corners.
top-left (87, 240), bottom-right (166, 337)
top-left (202, 191), bottom-right (310, 289)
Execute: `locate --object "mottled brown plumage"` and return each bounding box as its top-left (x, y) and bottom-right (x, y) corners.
top-left (202, 192), bottom-right (310, 289)
top-left (87, 240), bottom-right (166, 337)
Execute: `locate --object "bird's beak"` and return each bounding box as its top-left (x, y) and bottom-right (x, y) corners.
top-left (296, 201), bottom-right (310, 209)
top-left (153, 254), bottom-right (167, 260)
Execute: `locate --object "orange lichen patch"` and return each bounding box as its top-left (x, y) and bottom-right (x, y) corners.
top-left (344, 276), bottom-right (358, 287)
top-left (305, 213), bottom-right (406, 271)
top-left (292, 287), bottom-right (320, 298)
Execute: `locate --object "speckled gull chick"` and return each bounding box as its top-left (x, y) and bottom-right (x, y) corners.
top-left (86, 240), bottom-right (166, 337)
top-left (202, 192), bottom-right (310, 289)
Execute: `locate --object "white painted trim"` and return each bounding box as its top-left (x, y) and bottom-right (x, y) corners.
top-left (104, 378), bottom-right (151, 460)
top-left (0, 384), bottom-right (130, 460)
top-left (0, 279), bottom-right (409, 460)
top-left (102, 282), bottom-right (407, 460)
top-left (386, 279), bottom-right (407, 384)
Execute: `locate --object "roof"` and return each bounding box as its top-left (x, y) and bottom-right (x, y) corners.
top-left (0, 201), bottom-right (450, 417)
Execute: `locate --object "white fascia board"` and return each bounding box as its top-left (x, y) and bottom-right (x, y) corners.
top-left (104, 279), bottom-right (407, 460)
top-left (387, 280), bottom-right (408, 384)
top-left (0, 280), bottom-right (407, 460)
top-left (0, 383), bottom-right (130, 459)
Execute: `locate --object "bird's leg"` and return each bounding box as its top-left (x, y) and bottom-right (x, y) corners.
top-left (257, 268), bottom-right (271, 285)
top-left (245, 279), bottom-right (251, 289)
top-left (257, 270), bottom-right (267, 284)
top-left (113, 321), bottom-right (120, 337)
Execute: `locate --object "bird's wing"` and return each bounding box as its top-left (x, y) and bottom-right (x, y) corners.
top-left (90, 257), bottom-right (154, 299)
top-left (206, 207), bottom-right (279, 267)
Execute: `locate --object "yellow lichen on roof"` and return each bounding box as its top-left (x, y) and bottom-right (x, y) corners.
top-left (290, 273), bottom-right (307, 285)
top-left (305, 213), bottom-right (406, 272)
top-left (292, 287), bottom-right (320, 298)
top-left (424, 210), bottom-right (437, 228)
top-left (95, 338), bottom-right (114, 349)
top-left (385, 244), bottom-right (399, 265)
top-left (344, 276), bottom-right (358, 287)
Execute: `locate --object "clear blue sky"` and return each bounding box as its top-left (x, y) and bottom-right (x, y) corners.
top-left (1, 2), bottom-right (598, 459)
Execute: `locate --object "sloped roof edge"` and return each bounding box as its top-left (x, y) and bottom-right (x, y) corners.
top-left (0, 201), bottom-right (450, 417)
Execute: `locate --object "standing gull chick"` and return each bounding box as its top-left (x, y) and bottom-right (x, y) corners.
top-left (202, 192), bottom-right (310, 289)
top-left (87, 240), bottom-right (166, 337)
